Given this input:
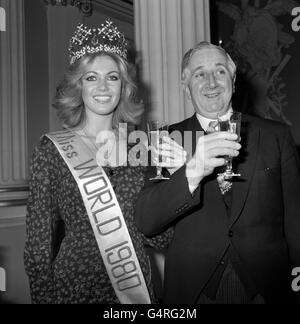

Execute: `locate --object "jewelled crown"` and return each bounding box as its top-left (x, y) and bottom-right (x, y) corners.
top-left (68, 19), bottom-right (128, 65)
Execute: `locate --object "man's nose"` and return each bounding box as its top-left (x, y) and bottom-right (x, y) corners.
top-left (208, 73), bottom-right (217, 88)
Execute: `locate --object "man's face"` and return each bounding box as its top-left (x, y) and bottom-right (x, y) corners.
top-left (183, 48), bottom-right (234, 119)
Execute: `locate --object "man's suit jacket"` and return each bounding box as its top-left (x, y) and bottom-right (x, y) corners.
top-left (135, 113), bottom-right (300, 304)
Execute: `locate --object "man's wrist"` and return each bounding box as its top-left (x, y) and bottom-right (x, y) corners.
top-left (185, 157), bottom-right (203, 191)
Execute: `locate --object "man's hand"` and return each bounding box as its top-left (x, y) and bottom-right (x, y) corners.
top-left (151, 136), bottom-right (187, 175)
top-left (186, 132), bottom-right (241, 192)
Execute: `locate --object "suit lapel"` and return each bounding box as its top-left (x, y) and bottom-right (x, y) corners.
top-left (204, 175), bottom-right (229, 226)
top-left (177, 114), bottom-right (260, 226)
top-left (230, 116), bottom-right (260, 226)
top-left (186, 114), bottom-right (204, 156)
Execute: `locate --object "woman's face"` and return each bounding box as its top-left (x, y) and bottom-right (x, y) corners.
top-left (81, 55), bottom-right (122, 119)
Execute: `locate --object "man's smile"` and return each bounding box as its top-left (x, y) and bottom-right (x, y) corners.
top-left (203, 91), bottom-right (223, 99)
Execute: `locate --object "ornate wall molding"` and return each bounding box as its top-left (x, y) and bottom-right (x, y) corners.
top-left (93, 0), bottom-right (133, 22)
top-left (44, 0), bottom-right (93, 16)
top-left (0, 187), bottom-right (28, 207)
top-left (0, 215), bottom-right (26, 228)
top-left (0, 206), bottom-right (26, 228)
top-left (44, 0), bottom-right (134, 21)
top-left (216, 0), bottom-right (295, 125)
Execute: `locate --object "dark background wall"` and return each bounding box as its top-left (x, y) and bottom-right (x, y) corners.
top-left (210, 0), bottom-right (300, 154)
top-left (25, 0), bottom-right (50, 161)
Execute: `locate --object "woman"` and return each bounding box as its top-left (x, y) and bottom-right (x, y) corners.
top-left (24, 20), bottom-right (185, 304)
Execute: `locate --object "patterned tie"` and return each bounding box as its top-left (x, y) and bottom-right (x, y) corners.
top-left (216, 173), bottom-right (232, 195)
top-left (206, 120), bottom-right (232, 195)
top-left (206, 120), bottom-right (218, 134)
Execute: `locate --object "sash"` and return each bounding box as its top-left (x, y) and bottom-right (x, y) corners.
top-left (46, 130), bottom-right (151, 304)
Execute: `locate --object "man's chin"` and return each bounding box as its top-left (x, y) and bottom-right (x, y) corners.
top-left (198, 106), bottom-right (230, 119)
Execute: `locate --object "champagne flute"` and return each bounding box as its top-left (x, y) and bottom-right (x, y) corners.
top-left (217, 111), bottom-right (242, 180)
top-left (147, 120), bottom-right (170, 181)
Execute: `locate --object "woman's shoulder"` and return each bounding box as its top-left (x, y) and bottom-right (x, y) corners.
top-left (32, 134), bottom-right (57, 156)
top-left (34, 130), bottom-right (76, 155)
top-left (30, 134), bottom-right (67, 175)
top-left (33, 133), bottom-right (68, 160)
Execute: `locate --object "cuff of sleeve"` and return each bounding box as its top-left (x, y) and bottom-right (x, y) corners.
top-left (171, 165), bottom-right (201, 206)
top-left (188, 183), bottom-right (199, 195)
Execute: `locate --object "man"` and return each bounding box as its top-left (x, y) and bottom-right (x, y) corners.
top-left (135, 42), bottom-right (300, 304)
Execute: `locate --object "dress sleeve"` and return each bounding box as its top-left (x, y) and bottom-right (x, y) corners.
top-left (24, 137), bottom-right (60, 304)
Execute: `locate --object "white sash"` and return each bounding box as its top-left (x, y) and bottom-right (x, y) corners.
top-left (46, 130), bottom-right (151, 304)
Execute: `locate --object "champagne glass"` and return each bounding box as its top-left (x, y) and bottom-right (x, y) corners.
top-left (147, 120), bottom-right (170, 181)
top-left (217, 111), bottom-right (242, 180)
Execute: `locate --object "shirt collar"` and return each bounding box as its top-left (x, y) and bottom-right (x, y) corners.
top-left (196, 108), bottom-right (233, 132)
top-left (196, 114), bottom-right (215, 132)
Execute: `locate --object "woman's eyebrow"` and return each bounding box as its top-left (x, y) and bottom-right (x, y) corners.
top-left (82, 70), bottom-right (96, 76)
top-left (106, 70), bottom-right (120, 74)
top-left (83, 70), bottom-right (120, 75)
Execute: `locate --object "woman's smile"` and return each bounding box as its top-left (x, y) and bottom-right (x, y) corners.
top-left (93, 95), bottom-right (112, 103)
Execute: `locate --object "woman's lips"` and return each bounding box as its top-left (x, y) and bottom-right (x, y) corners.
top-left (93, 95), bottom-right (112, 103)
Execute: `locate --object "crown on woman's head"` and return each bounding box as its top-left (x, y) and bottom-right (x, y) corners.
top-left (68, 19), bottom-right (128, 65)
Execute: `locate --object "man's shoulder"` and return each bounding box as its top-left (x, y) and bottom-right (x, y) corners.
top-left (243, 114), bottom-right (289, 136)
top-left (169, 115), bottom-right (197, 132)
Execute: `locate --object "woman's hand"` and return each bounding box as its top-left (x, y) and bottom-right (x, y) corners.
top-left (151, 136), bottom-right (187, 175)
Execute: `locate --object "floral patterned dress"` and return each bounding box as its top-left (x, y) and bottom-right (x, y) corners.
top-left (24, 136), bottom-right (171, 304)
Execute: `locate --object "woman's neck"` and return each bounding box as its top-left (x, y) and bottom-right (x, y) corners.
top-left (83, 113), bottom-right (114, 137)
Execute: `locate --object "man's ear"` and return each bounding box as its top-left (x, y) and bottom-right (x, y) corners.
top-left (232, 74), bottom-right (236, 93)
top-left (182, 83), bottom-right (191, 100)
top-left (181, 69), bottom-right (192, 100)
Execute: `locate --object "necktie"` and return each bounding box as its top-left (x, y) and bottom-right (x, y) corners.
top-left (206, 120), bottom-right (218, 133)
top-left (217, 173), bottom-right (232, 195)
top-left (206, 120), bottom-right (232, 195)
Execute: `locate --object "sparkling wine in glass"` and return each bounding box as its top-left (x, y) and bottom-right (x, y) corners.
top-left (147, 120), bottom-right (170, 181)
top-left (217, 111), bottom-right (242, 180)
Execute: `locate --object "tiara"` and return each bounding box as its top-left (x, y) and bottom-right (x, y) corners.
top-left (68, 19), bottom-right (128, 65)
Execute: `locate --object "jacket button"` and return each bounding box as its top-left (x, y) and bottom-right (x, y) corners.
top-left (220, 260), bottom-right (225, 266)
top-left (228, 230), bottom-right (234, 238)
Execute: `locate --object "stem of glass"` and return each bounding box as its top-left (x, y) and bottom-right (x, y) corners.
top-left (156, 166), bottom-right (162, 177)
top-left (226, 157), bottom-right (233, 173)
